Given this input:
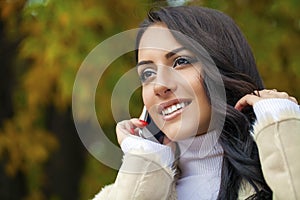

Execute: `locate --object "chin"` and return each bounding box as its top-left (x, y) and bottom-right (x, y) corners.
top-left (163, 125), bottom-right (198, 141)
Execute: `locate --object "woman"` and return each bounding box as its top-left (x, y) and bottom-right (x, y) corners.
top-left (94, 6), bottom-right (300, 200)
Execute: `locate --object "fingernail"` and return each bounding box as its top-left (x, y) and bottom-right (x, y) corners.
top-left (139, 120), bottom-right (148, 126)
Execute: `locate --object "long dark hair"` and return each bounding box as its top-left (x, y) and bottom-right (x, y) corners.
top-left (135, 6), bottom-right (272, 200)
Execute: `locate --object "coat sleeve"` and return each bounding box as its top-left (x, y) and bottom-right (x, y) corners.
top-left (253, 99), bottom-right (300, 200)
top-left (92, 149), bottom-right (177, 200)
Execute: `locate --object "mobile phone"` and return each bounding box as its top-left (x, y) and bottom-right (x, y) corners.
top-left (139, 106), bottom-right (165, 144)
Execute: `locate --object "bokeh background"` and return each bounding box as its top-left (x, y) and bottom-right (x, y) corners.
top-left (0, 0), bottom-right (299, 199)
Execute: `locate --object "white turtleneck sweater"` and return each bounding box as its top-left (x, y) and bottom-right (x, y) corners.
top-left (121, 98), bottom-right (299, 200)
top-left (176, 130), bottom-right (223, 200)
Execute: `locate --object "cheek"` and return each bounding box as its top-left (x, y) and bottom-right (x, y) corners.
top-left (142, 86), bottom-right (163, 129)
top-left (142, 86), bottom-right (153, 109)
top-left (195, 82), bottom-right (211, 133)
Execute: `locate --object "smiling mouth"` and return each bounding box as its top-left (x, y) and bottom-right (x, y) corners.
top-left (161, 101), bottom-right (191, 116)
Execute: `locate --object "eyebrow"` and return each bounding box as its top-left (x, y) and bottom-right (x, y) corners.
top-left (136, 60), bottom-right (154, 68)
top-left (165, 47), bottom-right (187, 59)
top-left (136, 47), bottom-right (187, 68)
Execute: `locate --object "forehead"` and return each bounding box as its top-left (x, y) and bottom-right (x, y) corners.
top-left (138, 24), bottom-right (182, 52)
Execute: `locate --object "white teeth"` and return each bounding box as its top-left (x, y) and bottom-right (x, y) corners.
top-left (162, 102), bottom-right (189, 116)
top-left (171, 105), bottom-right (177, 112)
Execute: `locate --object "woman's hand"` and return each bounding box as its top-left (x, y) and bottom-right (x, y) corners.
top-left (116, 118), bottom-right (175, 149)
top-left (235, 89), bottom-right (298, 111)
top-left (116, 118), bottom-right (148, 145)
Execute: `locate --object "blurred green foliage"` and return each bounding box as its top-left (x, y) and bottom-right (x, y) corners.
top-left (0, 0), bottom-right (299, 199)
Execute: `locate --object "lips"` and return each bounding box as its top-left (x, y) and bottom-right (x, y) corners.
top-left (159, 99), bottom-right (191, 117)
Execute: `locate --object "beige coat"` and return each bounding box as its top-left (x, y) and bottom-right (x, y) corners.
top-left (93, 109), bottom-right (300, 200)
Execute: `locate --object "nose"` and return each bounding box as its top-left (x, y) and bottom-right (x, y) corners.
top-left (153, 67), bottom-right (176, 97)
top-left (153, 84), bottom-right (172, 97)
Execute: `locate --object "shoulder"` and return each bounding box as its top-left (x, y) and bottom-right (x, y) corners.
top-left (92, 148), bottom-right (178, 200)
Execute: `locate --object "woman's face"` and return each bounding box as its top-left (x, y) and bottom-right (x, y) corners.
top-left (137, 23), bottom-right (211, 141)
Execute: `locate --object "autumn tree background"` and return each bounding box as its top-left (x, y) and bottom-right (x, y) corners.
top-left (0, 0), bottom-right (299, 199)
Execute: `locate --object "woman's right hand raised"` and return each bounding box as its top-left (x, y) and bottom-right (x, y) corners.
top-left (116, 118), bottom-right (176, 149)
top-left (116, 118), bottom-right (148, 145)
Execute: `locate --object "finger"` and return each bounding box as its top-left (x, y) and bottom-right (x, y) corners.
top-left (258, 89), bottom-right (276, 96)
top-left (128, 118), bottom-right (149, 136)
top-left (117, 118), bottom-right (148, 132)
top-left (260, 90), bottom-right (289, 98)
top-left (234, 94), bottom-right (260, 111)
top-left (116, 120), bottom-right (136, 136)
top-left (278, 92), bottom-right (289, 98)
top-left (130, 118), bottom-right (148, 128)
top-left (253, 90), bottom-right (260, 97)
top-left (116, 121), bottom-right (133, 145)
top-left (116, 122), bottom-right (129, 135)
top-left (262, 89), bottom-right (277, 93)
top-left (289, 96), bottom-right (298, 104)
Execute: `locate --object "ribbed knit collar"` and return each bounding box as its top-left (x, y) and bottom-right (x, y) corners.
top-left (177, 130), bottom-right (224, 178)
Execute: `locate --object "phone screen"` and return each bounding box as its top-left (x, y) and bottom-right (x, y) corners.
top-left (139, 106), bottom-right (165, 144)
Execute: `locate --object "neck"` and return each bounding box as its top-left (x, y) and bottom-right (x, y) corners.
top-left (177, 130), bottom-right (223, 177)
